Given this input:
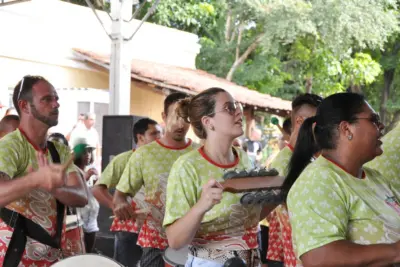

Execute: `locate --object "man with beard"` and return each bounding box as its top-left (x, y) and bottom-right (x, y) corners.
top-left (113, 92), bottom-right (196, 267)
top-left (0, 76), bottom-right (88, 267)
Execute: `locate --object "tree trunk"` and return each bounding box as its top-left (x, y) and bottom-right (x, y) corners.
top-left (385, 109), bottom-right (400, 134)
top-left (225, 9), bottom-right (232, 43)
top-left (305, 77), bottom-right (312, 93)
top-left (226, 35), bottom-right (262, 81)
top-left (95, 0), bottom-right (103, 8)
top-left (380, 69), bottom-right (395, 126)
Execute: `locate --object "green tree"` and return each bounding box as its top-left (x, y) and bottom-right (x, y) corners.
top-left (363, 35), bottom-right (400, 129)
top-left (136, 0), bottom-right (221, 36)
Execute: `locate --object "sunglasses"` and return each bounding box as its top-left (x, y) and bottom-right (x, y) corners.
top-left (208, 101), bottom-right (243, 116)
top-left (355, 113), bottom-right (383, 128)
top-left (17, 75), bottom-right (45, 101)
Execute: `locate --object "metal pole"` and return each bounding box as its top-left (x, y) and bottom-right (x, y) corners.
top-left (109, 0), bottom-right (133, 115)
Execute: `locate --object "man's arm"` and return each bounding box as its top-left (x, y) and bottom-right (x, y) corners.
top-left (113, 190), bottom-right (135, 220)
top-left (92, 184), bottom-right (113, 210)
top-left (113, 151), bottom-right (144, 219)
top-left (0, 172), bottom-right (41, 207)
top-left (52, 171), bottom-right (88, 207)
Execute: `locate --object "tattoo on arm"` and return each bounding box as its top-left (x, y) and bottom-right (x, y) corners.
top-left (0, 171), bottom-right (11, 181)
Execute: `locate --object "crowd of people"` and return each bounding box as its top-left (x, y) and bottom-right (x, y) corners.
top-left (0, 74), bottom-right (400, 267)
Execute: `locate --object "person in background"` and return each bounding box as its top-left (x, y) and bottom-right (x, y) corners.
top-left (66, 113), bottom-right (85, 141)
top-left (265, 93), bottom-right (322, 267)
top-left (73, 138), bottom-right (100, 253)
top-left (5, 107), bottom-right (18, 116)
top-left (69, 113), bottom-right (101, 168)
top-left (271, 117), bottom-right (292, 151)
top-left (278, 118), bottom-right (291, 150)
top-left (366, 122), bottom-right (400, 191)
top-left (245, 129), bottom-right (263, 167)
top-left (92, 117), bottom-right (161, 267)
top-left (0, 114), bottom-right (19, 138)
top-left (113, 92), bottom-right (196, 267)
top-left (265, 117), bottom-right (292, 168)
top-left (286, 93), bottom-right (400, 267)
top-left (0, 75), bottom-right (87, 266)
top-left (164, 87), bottom-right (272, 267)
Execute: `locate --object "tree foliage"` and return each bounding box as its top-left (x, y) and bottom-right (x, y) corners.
top-left (64, 0), bottom-right (400, 127)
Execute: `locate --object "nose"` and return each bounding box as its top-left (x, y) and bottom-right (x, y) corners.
top-left (235, 103), bottom-right (243, 116)
top-left (177, 116), bottom-right (186, 127)
top-left (52, 99), bottom-right (60, 109)
top-left (379, 121), bottom-right (385, 133)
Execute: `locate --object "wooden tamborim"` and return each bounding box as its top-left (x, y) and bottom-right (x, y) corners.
top-left (163, 246), bottom-right (189, 267)
top-left (220, 167), bottom-right (284, 205)
top-left (52, 254), bottom-right (123, 267)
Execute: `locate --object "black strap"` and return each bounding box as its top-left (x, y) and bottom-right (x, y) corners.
top-left (47, 141), bottom-right (65, 246)
top-left (1, 141), bottom-right (66, 267)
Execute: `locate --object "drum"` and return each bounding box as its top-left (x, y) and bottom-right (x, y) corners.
top-left (52, 254), bottom-right (123, 267)
top-left (163, 246), bottom-right (189, 267)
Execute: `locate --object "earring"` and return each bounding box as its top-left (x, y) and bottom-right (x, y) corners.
top-left (348, 135), bottom-right (353, 140)
top-left (210, 125), bottom-right (215, 131)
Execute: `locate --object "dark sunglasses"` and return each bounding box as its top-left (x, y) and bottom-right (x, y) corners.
top-left (208, 101), bottom-right (243, 116)
top-left (355, 113), bottom-right (382, 127)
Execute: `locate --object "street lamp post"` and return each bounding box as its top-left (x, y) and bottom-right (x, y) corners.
top-left (109, 0), bottom-right (133, 115)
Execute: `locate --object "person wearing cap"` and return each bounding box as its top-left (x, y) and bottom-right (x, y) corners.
top-left (73, 138), bottom-right (100, 253)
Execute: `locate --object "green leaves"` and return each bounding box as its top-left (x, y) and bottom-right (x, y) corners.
top-left (248, 0), bottom-right (399, 56)
top-left (139, 0), bottom-right (219, 36)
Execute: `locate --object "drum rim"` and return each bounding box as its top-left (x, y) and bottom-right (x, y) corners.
top-left (163, 247), bottom-right (189, 266)
top-left (55, 253), bottom-right (123, 266)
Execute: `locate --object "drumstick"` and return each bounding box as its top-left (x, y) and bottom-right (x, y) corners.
top-left (109, 208), bottom-right (150, 219)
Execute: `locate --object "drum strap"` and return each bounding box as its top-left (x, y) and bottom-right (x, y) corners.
top-left (1, 141), bottom-right (65, 267)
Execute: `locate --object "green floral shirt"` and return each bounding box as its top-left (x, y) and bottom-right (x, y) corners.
top-left (163, 147), bottom-right (261, 250)
top-left (288, 156), bottom-right (400, 258)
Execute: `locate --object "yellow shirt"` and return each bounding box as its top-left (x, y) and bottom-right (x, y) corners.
top-left (116, 139), bottom-right (196, 249)
top-left (96, 150), bottom-right (133, 189)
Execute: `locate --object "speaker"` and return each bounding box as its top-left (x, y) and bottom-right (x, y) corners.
top-left (97, 115), bottom-right (145, 255)
top-left (101, 115), bottom-right (145, 172)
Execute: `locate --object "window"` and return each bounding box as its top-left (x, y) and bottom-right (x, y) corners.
top-left (94, 103), bottom-right (109, 145)
top-left (77, 101), bottom-right (90, 116)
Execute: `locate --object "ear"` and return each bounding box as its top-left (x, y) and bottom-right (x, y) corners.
top-left (201, 115), bottom-right (212, 130)
top-left (137, 134), bottom-right (145, 144)
top-left (18, 100), bottom-right (29, 115)
top-left (338, 121), bottom-right (353, 139)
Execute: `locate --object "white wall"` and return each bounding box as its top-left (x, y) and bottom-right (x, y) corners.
top-left (0, 0), bottom-right (201, 70)
top-left (49, 88), bottom-right (109, 138)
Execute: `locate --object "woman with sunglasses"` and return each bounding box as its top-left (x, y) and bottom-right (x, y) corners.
top-left (286, 92), bottom-right (400, 266)
top-left (163, 87), bottom-right (270, 267)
